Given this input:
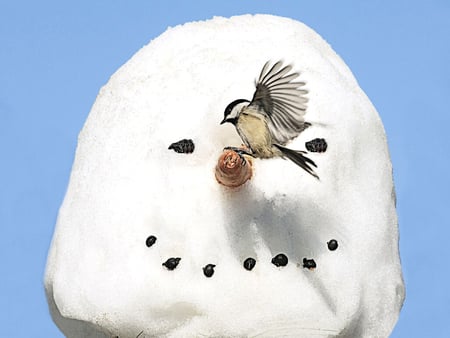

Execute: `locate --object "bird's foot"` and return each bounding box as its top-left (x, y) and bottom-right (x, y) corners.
top-left (223, 146), bottom-right (254, 166)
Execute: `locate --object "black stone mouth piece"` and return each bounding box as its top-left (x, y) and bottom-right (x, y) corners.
top-left (302, 258), bottom-right (316, 269)
top-left (271, 253), bottom-right (288, 267)
top-left (162, 257), bottom-right (181, 270)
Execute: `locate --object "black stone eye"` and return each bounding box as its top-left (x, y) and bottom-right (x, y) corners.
top-left (271, 253), bottom-right (288, 267)
top-left (243, 257), bottom-right (256, 271)
top-left (305, 138), bottom-right (327, 153)
top-left (162, 257), bottom-right (181, 270)
top-left (302, 258), bottom-right (316, 270)
top-left (145, 235), bottom-right (157, 247)
top-left (327, 239), bottom-right (338, 251)
top-left (168, 139), bottom-right (195, 153)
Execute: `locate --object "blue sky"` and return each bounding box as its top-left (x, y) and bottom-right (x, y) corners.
top-left (1, 1), bottom-right (449, 337)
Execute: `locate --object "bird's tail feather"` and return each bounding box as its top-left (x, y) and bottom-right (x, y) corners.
top-left (273, 144), bottom-right (319, 179)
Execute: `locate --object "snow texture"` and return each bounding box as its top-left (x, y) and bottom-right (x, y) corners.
top-left (45, 14), bottom-right (405, 337)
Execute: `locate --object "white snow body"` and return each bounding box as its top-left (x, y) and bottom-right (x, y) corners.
top-left (45, 14), bottom-right (404, 338)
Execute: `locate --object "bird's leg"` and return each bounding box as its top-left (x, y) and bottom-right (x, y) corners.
top-left (223, 146), bottom-right (254, 165)
top-left (223, 146), bottom-right (254, 157)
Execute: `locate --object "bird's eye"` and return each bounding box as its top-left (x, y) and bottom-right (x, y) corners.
top-left (168, 139), bottom-right (195, 154)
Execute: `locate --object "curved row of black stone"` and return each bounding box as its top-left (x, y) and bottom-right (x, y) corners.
top-left (146, 235), bottom-right (338, 278)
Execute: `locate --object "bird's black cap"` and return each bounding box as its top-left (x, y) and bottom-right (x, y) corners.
top-left (221, 99), bottom-right (249, 125)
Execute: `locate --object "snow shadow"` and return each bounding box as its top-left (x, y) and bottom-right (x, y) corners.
top-left (220, 184), bottom-right (332, 264)
top-left (46, 285), bottom-right (110, 338)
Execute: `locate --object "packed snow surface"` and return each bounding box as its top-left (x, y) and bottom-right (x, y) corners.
top-left (45, 14), bottom-right (404, 337)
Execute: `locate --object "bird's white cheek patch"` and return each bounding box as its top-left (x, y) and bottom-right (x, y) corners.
top-left (45, 14), bottom-right (404, 338)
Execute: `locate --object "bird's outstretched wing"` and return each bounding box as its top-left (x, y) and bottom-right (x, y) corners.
top-left (248, 60), bottom-right (309, 145)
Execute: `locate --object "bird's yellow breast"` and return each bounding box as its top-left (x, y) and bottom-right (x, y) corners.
top-left (236, 113), bottom-right (276, 158)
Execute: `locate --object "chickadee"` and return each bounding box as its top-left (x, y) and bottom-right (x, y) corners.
top-left (220, 60), bottom-right (318, 179)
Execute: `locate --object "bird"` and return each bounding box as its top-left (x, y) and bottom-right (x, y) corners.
top-left (220, 60), bottom-right (319, 179)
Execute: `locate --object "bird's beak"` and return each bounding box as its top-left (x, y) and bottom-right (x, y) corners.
top-left (220, 119), bottom-right (226, 125)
